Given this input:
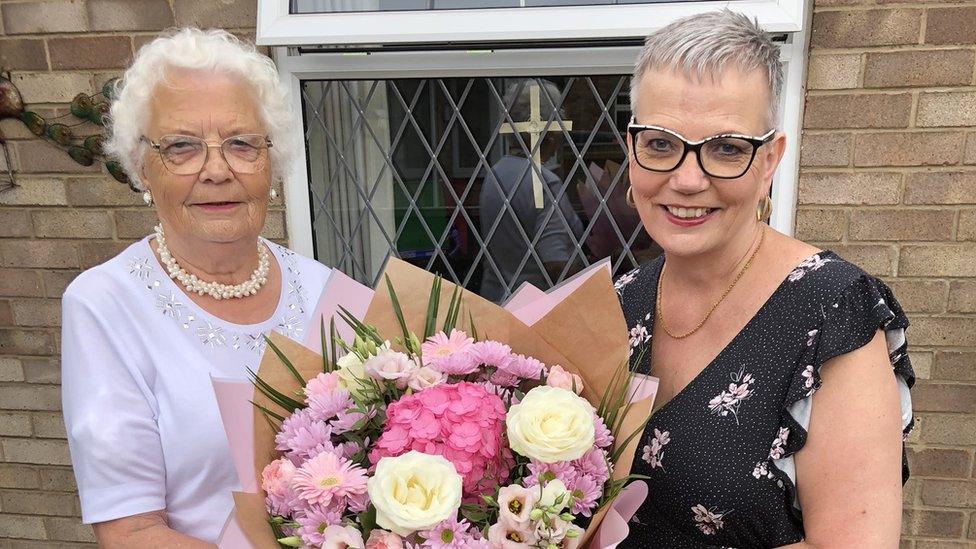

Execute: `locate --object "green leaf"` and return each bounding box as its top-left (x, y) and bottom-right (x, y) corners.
top-left (384, 274), bottom-right (413, 351)
top-left (423, 276), bottom-right (442, 341)
top-left (263, 335), bottom-right (307, 388)
top-left (251, 401), bottom-right (285, 423)
top-left (358, 506), bottom-right (377, 538)
top-left (468, 310), bottom-right (479, 341)
top-left (319, 317), bottom-right (331, 373)
top-left (330, 317), bottom-right (340, 370)
top-left (247, 367), bottom-right (305, 413)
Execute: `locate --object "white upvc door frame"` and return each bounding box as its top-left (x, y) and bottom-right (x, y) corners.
top-left (258, 0), bottom-right (806, 47)
top-left (269, 0), bottom-right (812, 257)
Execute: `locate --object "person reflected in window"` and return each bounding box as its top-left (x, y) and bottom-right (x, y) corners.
top-left (479, 79), bottom-right (584, 303)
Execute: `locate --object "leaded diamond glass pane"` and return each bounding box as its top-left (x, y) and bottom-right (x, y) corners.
top-left (302, 75), bottom-right (661, 303)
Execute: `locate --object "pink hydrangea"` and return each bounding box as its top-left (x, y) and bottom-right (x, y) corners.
top-left (422, 330), bottom-right (478, 375)
top-left (370, 382), bottom-right (513, 500)
top-left (261, 457), bottom-right (300, 516)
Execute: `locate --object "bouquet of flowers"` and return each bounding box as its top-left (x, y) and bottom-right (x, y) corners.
top-left (214, 259), bottom-right (656, 549)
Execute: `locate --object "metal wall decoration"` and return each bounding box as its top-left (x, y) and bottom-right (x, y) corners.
top-left (0, 72), bottom-right (133, 192)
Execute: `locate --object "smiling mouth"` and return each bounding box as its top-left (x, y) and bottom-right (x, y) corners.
top-left (664, 205), bottom-right (717, 220)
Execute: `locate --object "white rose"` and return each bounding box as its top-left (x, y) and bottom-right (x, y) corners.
top-left (407, 366), bottom-right (446, 392)
top-left (366, 451), bottom-right (462, 536)
top-left (336, 352), bottom-right (369, 399)
top-left (506, 386), bottom-right (595, 463)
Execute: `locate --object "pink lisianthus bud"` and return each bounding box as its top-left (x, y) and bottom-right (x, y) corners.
top-left (365, 529), bottom-right (404, 549)
top-left (321, 524), bottom-right (365, 549)
top-left (546, 365), bottom-right (584, 394)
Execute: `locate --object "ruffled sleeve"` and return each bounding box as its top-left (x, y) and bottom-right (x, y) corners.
top-left (769, 273), bottom-right (915, 517)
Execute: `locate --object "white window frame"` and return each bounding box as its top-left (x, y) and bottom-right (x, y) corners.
top-left (265, 0), bottom-right (812, 257)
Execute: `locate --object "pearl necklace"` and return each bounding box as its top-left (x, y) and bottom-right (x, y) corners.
top-left (154, 224), bottom-right (270, 300)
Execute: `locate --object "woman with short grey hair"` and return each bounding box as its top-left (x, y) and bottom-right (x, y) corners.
top-left (61, 28), bottom-right (332, 546)
top-left (616, 10), bottom-right (913, 547)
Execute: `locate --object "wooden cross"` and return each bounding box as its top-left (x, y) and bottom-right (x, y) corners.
top-left (499, 82), bottom-right (572, 208)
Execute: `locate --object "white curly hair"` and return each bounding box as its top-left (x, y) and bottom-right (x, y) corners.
top-left (104, 28), bottom-right (299, 190)
top-left (631, 9), bottom-right (783, 128)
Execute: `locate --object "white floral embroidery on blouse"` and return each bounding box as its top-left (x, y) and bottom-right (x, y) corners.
top-left (801, 364), bottom-right (816, 396)
top-left (692, 505), bottom-right (727, 535)
top-left (806, 329), bottom-right (818, 347)
top-left (628, 322), bottom-right (652, 357)
top-left (614, 269), bottom-right (639, 293)
top-left (787, 254), bottom-right (834, 282)
top-left (641, 428), bottom-right (671, 470)
top-left (707, 366), bottom-right (756, 424)
top-left (752, 427), bottom-right (791, 480)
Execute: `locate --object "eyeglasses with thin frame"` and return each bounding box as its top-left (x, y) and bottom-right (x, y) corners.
top-left (627, 120), bottom-right (775, 179)
top-left (142, 134), bottom-right (273, 175)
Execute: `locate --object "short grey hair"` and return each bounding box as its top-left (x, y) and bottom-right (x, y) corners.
top-left (631, 9), bottom-right (783, 127)
top-left (105, 28), bottom-right (299, 190)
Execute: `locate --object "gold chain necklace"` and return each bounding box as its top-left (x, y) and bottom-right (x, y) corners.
top-left (656, 227), bottom-right (766, 339)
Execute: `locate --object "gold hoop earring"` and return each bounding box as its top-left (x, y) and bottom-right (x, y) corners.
top-left (757, 195), bottom-right (772, 222)
top-left (626, 186), bottom-right (636, 208)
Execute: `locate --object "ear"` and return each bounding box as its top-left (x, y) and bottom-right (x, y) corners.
top-left (759, 131), bottom-right (787, 197)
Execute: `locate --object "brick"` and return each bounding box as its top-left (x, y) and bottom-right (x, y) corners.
top-left (799, 133), bottom-right (851, 167)
top-left (0, 240), bottom-right (78, 269)
top-left (0, 328), bottom-right (56, 355)
top-left (825, 244), bottom-right (896, 276)
top-left (910, 351), bottom-right (932, 379)
top-left (262, 209), bottom-right (287, 240)
top-left (0, 178), bottom-right (69, 206)
top-left (0, 490), bottom-right (79, 516)
top-left (797, 172), bottom-right (901, 205)
top-left (794, 208), bottom-right (845, 241)
top-left (11, 141), bottom-right (102, 174)
top-left (1, 439), bottom-right (70, 466)
top-left (0, 465), bottom-right (40, 490)
top-left (933, 352), bottom-right (976, 382)
top-left (0, 413), bottom-right (31, 437)
top-left (32, 413), bottom-right (66, 439)
top-left (910, 316), bottom-right (976, 347)
top-left (904, 171), bottom-right (976, 205)
top-left (66, 178), bottom-right (143, 207)
top-left (0, 39), bottom-right (47, 71)
top-left (806, 54), bottom-right (860, 90)
top-left (882, 279), bottom-right (947, 314)
top-left (920, 479), bottom-right (976, 507)
top-left (925, 7), bottom-right (976, 45)
top-left (949, 280), bottom-right (976, 313)
top-left (22, 358), bottom-right (60, 384)
top-left (0, 358), bottom-right (24, 382)
top-left (811, 9), bottom-right (922, 48)
top-left (903, 476), bottom-right (920, 506)
top-left (44, 517), bottom-right (95, 543)
top-left (40, 270), bottom-right (79, 298)
top-left (0, 514), bottom-right (46, 540)
top-left (961, 210), bottom-right (976, 241)
top-left (33, 210), bottom-right (113, 239)
top-left (115, 209), bottom-right (157, 239)
top-left (918, 92), bottom-right (976, 128)
top-left (9, 73), bottom-right (93, 105)
top-left (854, 132), bottom-right (965, 167)
top-left (920, 414), bottom-right (976, 445)
top-left (907, 448), bottom-right (972, 478)
top-left (0, 0), bottom-right (88, 34)
top-left (901, 244), bottom-right (976, 276)
top-left (0, 210), bottom-right (33, 238)
top-left (78, 241), bottom-right (128, 269)
top-left (88, 0), bottom-right (174, 31)
top-left (0, 385), bottom-right (60, 411)
top-left (48, 36), bottom-right (132, 72)
top-left (10, 299), bottom-right (59, 328)
top-left (173, 0), bottom-right (257, 28)
top-left (912, 382), bottom-right (976, 413)
top-left (849, 209), bottom-right (953, 241)
top-left (804, 93), bottom-right (912, 129)
top-left (966, 133), bottom-right (976, 165)
top-left (38, 468), bottom-right (76, 492)
top-left (864, 50), bottom-right (975, 88)
top-left (904, 509), bottom-right (965, 538)
top-left (0, 299), bottom-right (13, 325)
top-left (0, 269), bottom-right (44, 297)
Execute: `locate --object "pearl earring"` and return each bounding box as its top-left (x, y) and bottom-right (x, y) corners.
top-left (143, 190), bottom-right (153, 206)
top-left (269, 187), bottom-right (278, 202)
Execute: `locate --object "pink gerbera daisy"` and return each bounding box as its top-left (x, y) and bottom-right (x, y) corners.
top-left (422, 330), bottom-right (478, 375)
top-left (292, 450), bottom-right (368, 507)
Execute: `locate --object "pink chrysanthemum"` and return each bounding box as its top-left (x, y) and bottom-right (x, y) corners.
top-left (574, 448), bottom-right (611, 486)
top-left (292, 450), bottom-right (368, 507)
top-left (304, 372), bottom-right (354, 422)
top-left (500, 353), bottom-right (547, 380)
top-left (370, 382), bottom-right (513, 501)
top-left (570, 473), bottom-right (602, 517)
top-left (276, 407), bottom-right (336, 460)
top-left (467, 340), bottom-right (512, 369)
top-left (295, 504), bottom-right (344, 547)
top-left (524, 460), bottom-right (579, 488)
top-left (422, 330), bottom-right (478, 375)
top-left (420, 517), bottom-right (477, 549)
top-left (593, 412), bottom-right (614, 449)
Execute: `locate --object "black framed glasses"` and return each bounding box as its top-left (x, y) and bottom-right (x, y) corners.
top-left (142, 134), bottom-right (273, 175)
top-left (627, 120), bottom-right (775, 179)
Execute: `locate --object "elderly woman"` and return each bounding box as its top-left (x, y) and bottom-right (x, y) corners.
top-left (60, 29), bottom-right (331, 546)
top-left (616, 11), bottom-right (914, 548)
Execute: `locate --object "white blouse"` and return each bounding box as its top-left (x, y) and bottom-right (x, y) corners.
top-left (61, 236), bottom-right (332, 542)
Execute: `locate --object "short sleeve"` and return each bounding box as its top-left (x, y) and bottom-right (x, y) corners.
top-left (769, 274), bottom-right (915, 519)
top-left (61, 290), bottom-right (167, 524)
